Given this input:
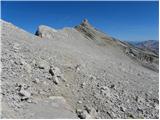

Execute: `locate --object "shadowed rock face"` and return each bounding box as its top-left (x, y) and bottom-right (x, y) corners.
top-left (1, 19), bottom-right (159, 119)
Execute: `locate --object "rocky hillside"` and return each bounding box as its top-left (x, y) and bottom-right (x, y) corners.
top-left (1, 19), bottom-right (159, 119)
top-left (75, 19), bottom-right (159, 72)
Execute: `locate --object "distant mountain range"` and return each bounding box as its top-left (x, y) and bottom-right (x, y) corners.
top-left (129, 40), bottom-right (159, 55)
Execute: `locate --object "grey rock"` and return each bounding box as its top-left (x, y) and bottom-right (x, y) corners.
top-left (53, 76), bottom-right (59, 85)
top-left (49, 66), bottom-right (61, 77)
top-left (84, 105), bottom-right (91, 113)
top-left (19, 89), bottom-right (31, 100)
top-left (100, 87), bottom-right (111, 98)
top-left (120, 106), bottom-right (126, 112)
top-left (49, 66), bottom-right (64, 84)
top-left (77, 100), bottom-right (82, 104)
top-left (80, 82), bottom-right (86, 88)
top-left (76, 109), bottom-right (91, 119)
top-left (109, 84), bottom-right (115, 89)
top-left (32, 78), bottom-right (40, 84)
top-left (75, 64), bottom-right (80, 72)
top-left (65, 84), bottom-right (70, 87)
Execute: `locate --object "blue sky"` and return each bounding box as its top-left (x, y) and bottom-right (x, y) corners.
top-left (1, 1), bottom-right (159, 42)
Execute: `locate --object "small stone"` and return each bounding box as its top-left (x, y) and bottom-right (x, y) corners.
top-left (32, 78), bottom-right (40, 84)
top-left (76, 108), bottom-right (93, 119)
top-left (27, 99), bottom-right (32, 103)
top-left (24, 63), bottom-right (32, 73)
top-left (154, 103), bottom-right (159, 110)
top-left (19, 89), bottom-right (31, 100)
top-left (16, 83), bottom-right (29, 90)
top-left (13, 43), bottom-right (20, 51)
top-left (20, 58), bottom-right (27, 65)
top-left (75, 64), bottom-right (80, 72)
top-left (78, 101), bottom-right (82, 104)
top-left (54, 67), bottom-right (61, 76)
top-left (100, 87), bottom-right (111, 98)
top-left (109, 84), bottom-right (115, 89)
top-left (49, 66), bottom-right (61, 77)
top-left (136, 96), bottom-right (145, 103)
top-left (80, 82), bottom-right (86, 88)
top-left (100, 86), bottom-right (108, 90)
top-left (127, 113), bottom-right (134, 118)
top-left (49, 68), bottom-right (55, 76)
top-left (53, 76), bottom-right (59, 84)
top-left (65, 84), bottom-right (69, 87)
top-left (120, 106), bottom-right (126, 112)
top-left (84, 105), bottom-right (91, 113)
top-left (60, 75), bottom-right (66, 82)
top-left (76, 109), bottom-right (87, 119)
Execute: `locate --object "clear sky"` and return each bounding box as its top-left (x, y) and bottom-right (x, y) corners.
top-left (1, 1), bottom-right (159, 42)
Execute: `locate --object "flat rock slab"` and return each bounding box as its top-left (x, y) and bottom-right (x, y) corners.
top-left (22, 96), bottom-right (77, 119)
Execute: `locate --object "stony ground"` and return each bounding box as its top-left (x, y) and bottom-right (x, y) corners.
top-left (1, 20), bottom-right (159, 119)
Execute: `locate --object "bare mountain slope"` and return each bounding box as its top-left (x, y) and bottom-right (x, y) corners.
top-left (1, 19), bottom-right (159, 119)
top-left (75, 19), bottom-right (159, 72)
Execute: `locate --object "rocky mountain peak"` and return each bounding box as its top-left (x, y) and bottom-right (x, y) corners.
top-left (82, 18), bottom-right (89, 24)
top-left (80, 18), bottom-right (92, 27)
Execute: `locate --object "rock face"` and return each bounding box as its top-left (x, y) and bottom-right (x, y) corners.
top-left (1, 19), bottom-right (159, 119)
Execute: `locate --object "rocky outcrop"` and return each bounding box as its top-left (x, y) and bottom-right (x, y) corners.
top-left (35, 25), bottom-right (57, 39)
top-left (75, 19), bottom-right (115, 46)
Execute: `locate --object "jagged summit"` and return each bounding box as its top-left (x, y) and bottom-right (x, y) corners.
top-left (80, 18), bottom-right (92, 27)
top-left (83, 18), bottom-right (88, 23)
top-left (75, 19), bottom-right (116, 46)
